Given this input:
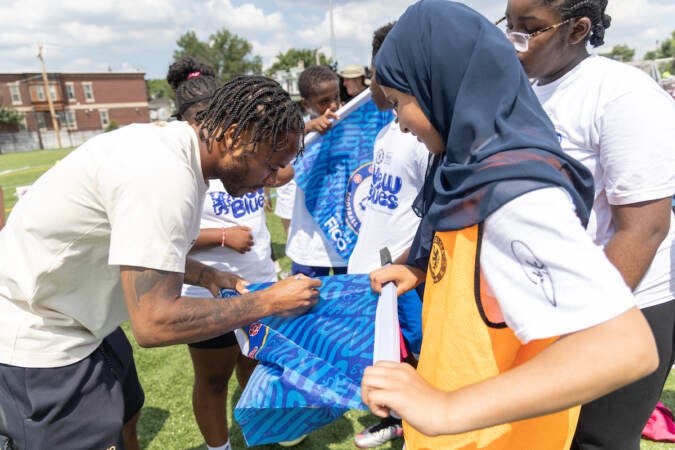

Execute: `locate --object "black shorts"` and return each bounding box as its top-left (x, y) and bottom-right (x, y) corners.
top-left (188, 330), bottom-right (238, 349)
top-left (0, 327), bottom-right (144, 450)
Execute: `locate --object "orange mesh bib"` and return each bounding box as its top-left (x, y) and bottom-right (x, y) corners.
top-left (404, 225), bottom-right (579, 450)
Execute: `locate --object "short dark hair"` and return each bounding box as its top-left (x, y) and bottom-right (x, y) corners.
top-left (541, 0), bottom-right (611, 47)
top-left (166, 57), bottom-right (221, 120)
top-left (195, 75), bottom-right (305, 156)
top-left (297, 65), bottom-right (339, 99)
top-left (372, 22), bottom-right (396, 60)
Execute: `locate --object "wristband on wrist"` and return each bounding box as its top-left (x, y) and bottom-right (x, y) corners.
top-left (220, 227), bottom-right (226, 247)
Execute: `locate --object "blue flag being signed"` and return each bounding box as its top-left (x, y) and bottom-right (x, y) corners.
top-left (294, 93), bottom-right (393, 261)
top-left (231, 274), bottom-right (420, 446)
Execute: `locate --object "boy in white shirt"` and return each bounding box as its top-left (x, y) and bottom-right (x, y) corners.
top-left (285, 65), bottom-right (348, 277)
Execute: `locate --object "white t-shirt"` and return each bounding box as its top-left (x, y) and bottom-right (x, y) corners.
top-left (285, 112), bottom-right (347, 268)
top-left (285, 187), bottom-right (347, 267)
top-left (0, 121), bottom-right (207, 367)
top-left (182, 180), bottom-right (276, 298)
top-left (273, 179), bottom-right (296, 220)
top-left (348, 121), bottom-right (428, 273)
top-left (532, 55), bottom-right (675, 309)
top-left (481, 187), bottom-right (636, 343)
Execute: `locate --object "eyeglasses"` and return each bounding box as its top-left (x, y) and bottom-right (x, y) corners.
top-left (495, 17), bottom-right (571, 52)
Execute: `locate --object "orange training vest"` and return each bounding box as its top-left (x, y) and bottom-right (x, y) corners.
top-left (404, 225), bottom-right (579, 450)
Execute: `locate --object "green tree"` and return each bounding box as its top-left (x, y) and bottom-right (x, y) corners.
top-left (643, 30), bottom-right (675, 72)
top-left (266, 48), bottom-right (334, 76)
top-left (146, 79), bottom-right (174, 101)
top-left (104, 120), bottom-right (119, 132)
top-left (173, 29), bottom-right (262, 81)
top-left (0, 105), bottom-right (23, 126)
top-left (601, 44), bottom-right (635, 62)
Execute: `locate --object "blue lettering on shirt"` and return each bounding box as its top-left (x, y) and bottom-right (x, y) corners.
top-left (367, 166), bottom-right (402, 210)
top-left (209, 188), bottom-right (265, 219)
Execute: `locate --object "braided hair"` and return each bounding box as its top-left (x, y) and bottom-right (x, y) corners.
top-left (195, 75), bottom-right (305, 156)
top-left (297, 65), bottom-right (339, 99)
top-left (166, 57), bottom-right (221, 120)
top-left (541, 0), bottom-right (611, 47)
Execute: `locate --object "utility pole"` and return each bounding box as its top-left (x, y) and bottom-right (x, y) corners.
top-left (37, 44), bottom-right (62, 148)
top-left (329, 0), bottom-right (336, 62)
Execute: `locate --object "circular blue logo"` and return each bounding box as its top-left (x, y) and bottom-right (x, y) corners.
top-left (375, 149), bottom-right (385, 164)
top-left (345, 163), bottom-right (373, 233)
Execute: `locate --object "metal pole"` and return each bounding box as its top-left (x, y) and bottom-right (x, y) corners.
top-left (329, 0), bottom-right (336, 62)
top-left (37, 44), bottom-right (62, 148)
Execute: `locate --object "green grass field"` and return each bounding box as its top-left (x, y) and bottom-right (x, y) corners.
top-left (1, 148), bottom-right (673, 450)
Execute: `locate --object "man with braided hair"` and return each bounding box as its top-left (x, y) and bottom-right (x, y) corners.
top-left (502, 0), bottom-right (675, 448)
top-left (0, 75), bottom-right (321, 449)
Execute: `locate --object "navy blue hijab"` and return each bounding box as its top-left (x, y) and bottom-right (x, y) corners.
top-left (374, 0), bottom-right (594, 269)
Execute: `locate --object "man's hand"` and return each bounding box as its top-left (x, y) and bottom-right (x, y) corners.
top-left (212, 269), bottom-right (250, 296)
top-left (306, 109), bottom-right (339, 135)
top-left (224, 225), bottom-right (254, 253)
top-left (370, 264), bottom-right (425, 296)
top-left (261, 274), bottom-right (322, 317)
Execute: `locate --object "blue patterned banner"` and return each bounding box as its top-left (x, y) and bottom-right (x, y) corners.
top-left (231, 274), bottom-right (419, 446)
top-left (294, 93), bottom-right (393, 261)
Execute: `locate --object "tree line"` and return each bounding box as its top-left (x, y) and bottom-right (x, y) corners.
top-left (146, 28), bottom-right (334, 102)
top-left (602, 31), bottom-right (675, 63)
top-left (145, 27), bottom-right (675, 102)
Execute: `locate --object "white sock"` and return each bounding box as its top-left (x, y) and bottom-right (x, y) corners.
top-left (207, 439), bottom-right (231, 450)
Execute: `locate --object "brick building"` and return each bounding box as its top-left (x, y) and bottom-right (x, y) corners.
top-left (0, 72), bottom-right (150, 133)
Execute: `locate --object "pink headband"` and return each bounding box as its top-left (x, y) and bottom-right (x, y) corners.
top-left (186, 71), bottom-right (202, 80)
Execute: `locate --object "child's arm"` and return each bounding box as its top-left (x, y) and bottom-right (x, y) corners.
top-left (370, 263), bottom-right (425, 296)
top-left (305, 109), bottom-right (339, 135)
top-left (361, 305), bottom-right (657, 436)
top-left (269, 165), bottom-right (295, 188)
top-left (191, 226), bottom-right (254, 254)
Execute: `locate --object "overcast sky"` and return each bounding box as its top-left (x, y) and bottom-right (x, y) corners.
top-left (1, 0), bottom-right (673, 80)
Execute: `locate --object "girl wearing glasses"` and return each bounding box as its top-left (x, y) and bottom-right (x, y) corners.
top-left (359, 1), bottom-right (659, 449)
top-left (502, 1), bottom-right (675, 448)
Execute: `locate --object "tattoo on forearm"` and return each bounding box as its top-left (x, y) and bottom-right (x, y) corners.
top-left (120, 264), bottom-right (267, 344)
top-left (133, 269), bottom-right (164, 299)
top-left (184, 259), bottom-right (214, 288)
top-left (194, 267), bottom-right (209, 287)
top-left (122, 267), bottom-right (180, 306)
top-left (174, 291), bottom-right (261, 332)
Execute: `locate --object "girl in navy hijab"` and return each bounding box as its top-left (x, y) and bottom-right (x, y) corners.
top-left (361, 2), bottom-right (657, 449)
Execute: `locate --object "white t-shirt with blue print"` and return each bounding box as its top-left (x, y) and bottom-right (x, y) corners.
top-left (183, 180), bottom-right (276, 298)
top-left (348, 120), bottom-right (429, 273)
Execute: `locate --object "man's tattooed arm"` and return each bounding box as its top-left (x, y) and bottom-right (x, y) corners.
top-left (184, 258), bottom-right (215, 289)
top-left (183, 257), bottom-right (245, 296)
top-left (119, 265), bottom-right (321, 348)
